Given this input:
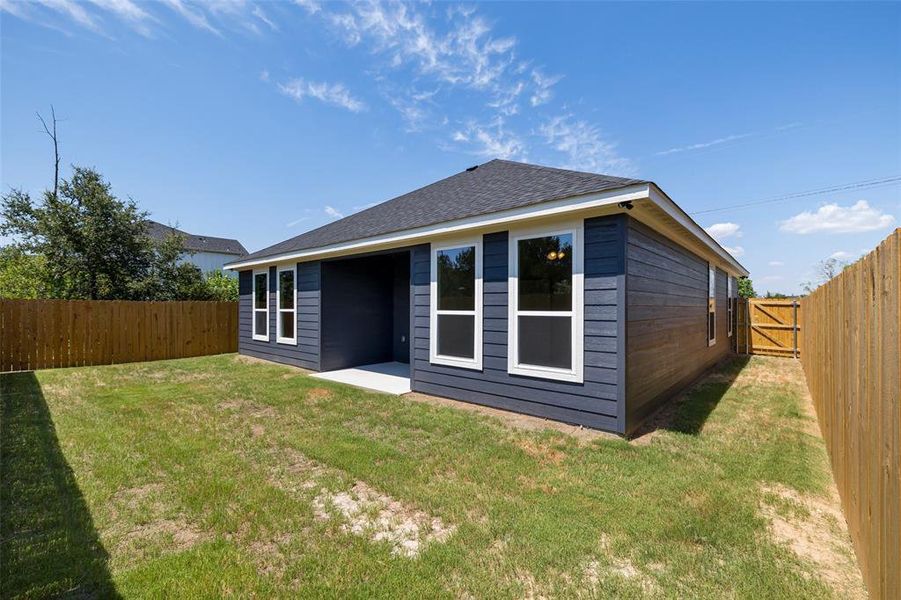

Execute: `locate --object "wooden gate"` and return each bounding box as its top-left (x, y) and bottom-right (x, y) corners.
top-left (735, 298), bottom-right (801, 357)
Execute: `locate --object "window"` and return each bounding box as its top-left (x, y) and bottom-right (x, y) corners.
top-left (430, 239), bottom-right (482, 369)
top-left (276, 265), bottom-right (296, 344)
top-left (252, 269), bottom-right (269, 341)
top-left (708, 264), bottom-right (716, 346)
top-left (727, 276), bottom-right (734, 338)
top-left (508, 223), bottom-right (583, 383)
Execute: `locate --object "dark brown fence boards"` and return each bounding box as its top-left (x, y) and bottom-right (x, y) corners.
top-left (0, 300), bottom-right (238, 372)
top-left (800, 229), bottom-right (900, 600)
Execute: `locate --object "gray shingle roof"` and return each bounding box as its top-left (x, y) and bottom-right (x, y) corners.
top-left (146, 220), bottom-right (248, 256)
top-left (238, 159), bottom-right (644, 264)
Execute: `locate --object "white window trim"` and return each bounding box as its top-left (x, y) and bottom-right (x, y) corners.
top-left (727, 277), bottom-right (734, 338)
top-left (429, 238), bottom-right (483, 370)
top-left (708, 264), bottom-right (717, 347)
top-left (276, 264), bottom-right (297, 345)
top-left (252, 268), bottom-right (269, 342)
top-left (508, 222), bottom-right (584, 383)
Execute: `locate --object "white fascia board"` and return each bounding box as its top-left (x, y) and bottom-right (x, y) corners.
top-left (647, 184), bottom-right (749, 277)
top-left (224, 184), bottom-right (651, 270)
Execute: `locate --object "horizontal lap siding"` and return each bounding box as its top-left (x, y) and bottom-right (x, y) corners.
top-left (238, 263), bottom-right (320, 370)
top-left (410, 215), bottom-right (626, 433)
top-left (624, 219), bottom-right (730, 434)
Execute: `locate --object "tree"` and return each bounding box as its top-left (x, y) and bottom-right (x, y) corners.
top-left (737, 276), bottom-right (756, 299)
top-left (0, 247), bottom-right (50, 299)
top-left (204, 270), bottom-right (239, 301)
top-left (1, 168), bottom-right (154, 299)
top-left (801, 257), bottom-right (849, 293)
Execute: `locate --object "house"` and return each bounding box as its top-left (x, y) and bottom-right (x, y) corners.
top-left (224, 160), bottom-right (748, 436)
top-left (146, 220), bottom-right (247, 276)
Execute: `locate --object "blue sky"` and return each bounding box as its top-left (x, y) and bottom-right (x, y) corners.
top-left (2, 1), bottom-right (899, 294)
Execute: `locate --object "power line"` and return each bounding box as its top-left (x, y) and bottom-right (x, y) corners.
top-left (690, 176), bottom-right (901, 215)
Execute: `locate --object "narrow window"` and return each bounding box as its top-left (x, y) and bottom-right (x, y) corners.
top-left (509, 224), bottom-right (583, 383)
top-left (430, 239), bottom-right (482, 369)
top-left (727, 277), bottom-right (734, 338)
top-left (708, 264), bottom-right (716, 346)
top-left (252, 269), bottom-right (269, 341)
top-left (277, 265), bottom-right (296, 344)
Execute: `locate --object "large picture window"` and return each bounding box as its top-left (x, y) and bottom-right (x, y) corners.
top-left (509, 223), bottom-right (583, 383)
top-left (277, 265), bottom-right (296, 344)
top-left (252, 269), bottom-right (269, 341)
top-left (430, 239), bottom-right (482, 369)
top-left (708, 264), bottom-right (716, 346)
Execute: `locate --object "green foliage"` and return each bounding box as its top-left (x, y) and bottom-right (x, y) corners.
top-left (764, 291), bottom-right (792, 299)
top-left (737, 276), bottom-right (756, 298)
top-left (0, 247), bottom-right (50, 299)
top-left (1, 167), bottom-right (224, 301)
top-left (204, 270), bottom-right (239, 301)
top-left (1, 168), bottom-right (153, 300)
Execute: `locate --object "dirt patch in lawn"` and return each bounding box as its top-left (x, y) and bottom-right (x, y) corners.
top-left (313, 481), bottom-right (456, 558)
top-left (759, 484), bottom-right (865, 598)
top-left (516, 437), bottom-right (566, 465)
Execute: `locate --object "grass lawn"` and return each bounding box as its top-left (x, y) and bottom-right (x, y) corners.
top-left (1, 354), bottom-right (864, 598)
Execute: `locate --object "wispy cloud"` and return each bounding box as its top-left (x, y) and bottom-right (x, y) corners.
top-left (159, 0), bottom-right (221, 36)
top-left (656, 132), bottom-right (753, 156)
top-left (655, 122), bottom-right (805, 156)
top-left (451, 118), bottom-right (525, 160)
top-left (34, 0), bottom-right (101, 32)
top-left (768, 260), bottom-right (784, 267)
top-left (252, 5), bottom-right (277, 31)
top-left (324, 205), bottom-right (344, 219)
top-left (539, 114), bottom-right (633, 175)
top-left (530, 69), bottom-right (562, 107)
top-left (829, 250), bottom-right (853, 260)
top-left (87, 0), bottom-right (155, 36)
top-left (779, 200), bottom-right (895, 234)
top-left (277, 78), bottom-right (366, 113)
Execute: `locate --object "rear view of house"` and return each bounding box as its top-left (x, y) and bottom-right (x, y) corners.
top-left (225, 160), bottom-right (747, 435)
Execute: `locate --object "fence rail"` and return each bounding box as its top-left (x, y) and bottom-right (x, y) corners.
top-left (0, 299), bottom-right (238, 373)
top-left (800, 228), bottom-right (900, 599)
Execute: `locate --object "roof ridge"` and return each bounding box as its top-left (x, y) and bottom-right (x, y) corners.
top-left (490, 158), bottom-right (641, 184)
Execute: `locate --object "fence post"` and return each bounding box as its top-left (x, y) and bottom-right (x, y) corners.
top-left (792, 300), bottom-right (798, 359)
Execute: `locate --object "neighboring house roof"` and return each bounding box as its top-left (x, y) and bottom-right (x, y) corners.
top-left (146, 220), bottom-right (248, 256)
top-left (225, 159), bottom-right (748, 276)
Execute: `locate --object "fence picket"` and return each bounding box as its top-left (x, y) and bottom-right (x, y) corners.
top-left (800, 228), bottom-right (900, 599)
top-left (0, 300), bottom-right (238, 373)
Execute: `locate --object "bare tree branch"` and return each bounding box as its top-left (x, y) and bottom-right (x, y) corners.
top-left (36, 105), bottom-right (60, 199)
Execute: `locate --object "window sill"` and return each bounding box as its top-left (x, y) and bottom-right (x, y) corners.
top-left (252, 334), bottom-right (268, 342)
top-left (708, 339), bottom-right (717, 347)
top-left (277, 338), bottom-right (297, 345)
top-left (430, 355), bottom-right (482, 371)
top-left (508, 363), bottom-right (583, 384)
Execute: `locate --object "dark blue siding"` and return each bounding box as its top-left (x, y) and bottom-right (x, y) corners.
top-left (624, 218), bottom-right (730, 433)
top-left (238, 262), bottom-right (320, 370)
top-left (410, 214), bottom-right (627, 433)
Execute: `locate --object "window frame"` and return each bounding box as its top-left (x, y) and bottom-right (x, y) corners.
top-left (727, 276), bottom-right (734, 338)
top-left (276, 264), bottom-right (297, 345)
top-left (252, 268), bottom-right (269, 342)
top-left (507, 221), bottom-right (584, 383)
top-left (708, 264), bottom-right (716, 347)
top-left (429, 237), bottom-right (483, 370)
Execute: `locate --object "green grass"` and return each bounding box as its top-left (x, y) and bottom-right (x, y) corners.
top-left (1, 354), bottom-right (854, 598)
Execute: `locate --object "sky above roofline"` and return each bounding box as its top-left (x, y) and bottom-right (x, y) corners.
top-left (2, 1), bottom-right (898, 294)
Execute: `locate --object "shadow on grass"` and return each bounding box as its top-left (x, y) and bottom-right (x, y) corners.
top-left (631, 354), bottom-right (751, 440)
top-left (1, 372), bottom-right (120, 599)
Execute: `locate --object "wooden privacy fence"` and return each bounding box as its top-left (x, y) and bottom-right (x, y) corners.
top-left (800, 228), bottom-right (899, 600)
top-left (734, 298), bottom-right (801, 357)
top-left (0, 300), bottom-right (238, 373)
